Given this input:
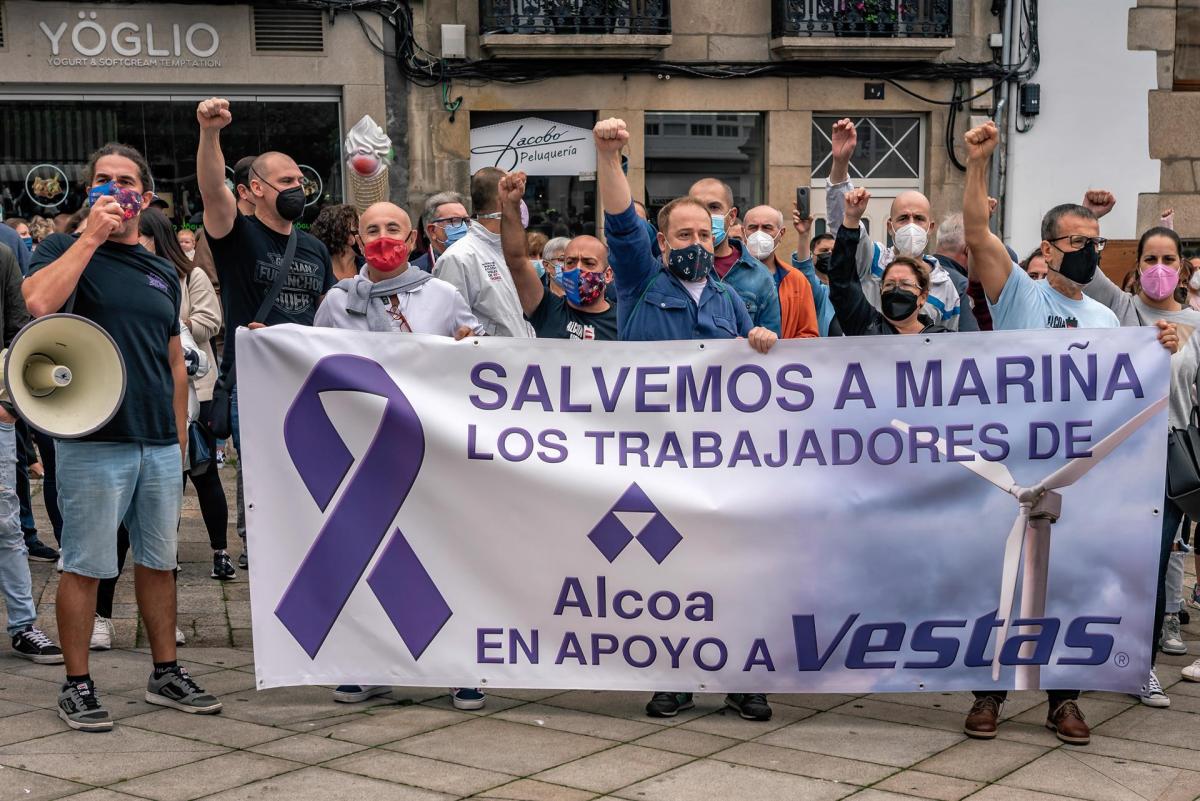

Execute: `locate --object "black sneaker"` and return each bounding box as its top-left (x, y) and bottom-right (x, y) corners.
top-left (646, 692), bottom-right (694, 718)
top-left (58, 678), bottom-right (112, 732)
top-left (211, 552), bottom-right (236, 580)
top-left (12, 625), bottom-right (64, 664)
top-left (237, 550), bottom-right (248, 570)
top-left (26, 540), bottom-right (59, 562)
top-left (725, 693), bottom-right (772, 721)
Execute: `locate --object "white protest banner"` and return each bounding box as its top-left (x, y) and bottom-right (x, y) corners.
top-left (469, 117), bottom-right (596, 176)
top-left (240, 325), bottom-right (1168, 695)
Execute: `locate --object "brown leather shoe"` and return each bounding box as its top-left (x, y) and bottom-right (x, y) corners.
top-left (964, 696), bottom-right (1001, 739)
top-left (1046, 700), bottom-right (1090, 745)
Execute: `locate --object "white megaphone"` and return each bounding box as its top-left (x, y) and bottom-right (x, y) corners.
top-left (2, 314), bottom-right (126, 439)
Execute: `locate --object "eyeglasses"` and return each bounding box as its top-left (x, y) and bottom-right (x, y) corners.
top-left (431, 216), bottom-right (468, 227)
top-left (881, 279), bottom-right (921, 293)
top-left (1048, 235), bottom-right (1108, 252)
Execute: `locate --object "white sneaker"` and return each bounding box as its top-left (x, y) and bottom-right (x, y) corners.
top-left (89, 615), bottom-right (113, 651)
top-left (1183, 658), bottom-right (1200, 682)
top-left (1137, 669), bottom-right (1170, 707)
top-left (1162, 613), bottom-right (1188, 655)
top-left (56, 556), bottom-right (63, 573)
top-left (175, 627), bottom-right (186, 646)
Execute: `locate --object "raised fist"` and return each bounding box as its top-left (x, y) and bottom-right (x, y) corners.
top-left (197, 97), bottom-right (232, 130)
top-left (964, 121), bottom-right (999, 162)
top-left (498, 171), bottom-right (527, 207)
top-left (844, 187), bottom-right (871, 227)
top-left (831, 118), bottom-right (857, 164)
top-left (593, 118), bottom-right (629, 154)
top-left (1082, 190), bottom-right (1116, 219)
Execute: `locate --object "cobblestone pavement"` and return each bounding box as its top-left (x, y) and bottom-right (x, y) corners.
top-left (3, 468), bottom-right (1200, 801)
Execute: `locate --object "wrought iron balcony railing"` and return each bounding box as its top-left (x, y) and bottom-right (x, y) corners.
top-left (772, 0), bottom-right (952, 38)
top-left (479, 0), bottom-right (671, 36)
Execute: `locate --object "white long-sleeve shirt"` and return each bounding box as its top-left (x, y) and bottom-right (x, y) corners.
top-left (433, 222), bottom-right (533, 338)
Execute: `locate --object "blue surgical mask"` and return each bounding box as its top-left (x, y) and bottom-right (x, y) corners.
top-left (532, 259), bottom-right (545, 278)
top-left (711, 214), bottom-right (727, 247)
top-left (442, 221), bottom-right (468, 249)
top-left (19, 237), bottom-right (32, 250)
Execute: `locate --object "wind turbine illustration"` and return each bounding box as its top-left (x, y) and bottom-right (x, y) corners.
top-left (893, 395), bottom-right (1167, 690)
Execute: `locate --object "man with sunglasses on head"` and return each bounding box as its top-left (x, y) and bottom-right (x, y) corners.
top-left (961, 119), bottom-right (1177, 747)
top-left (412, 191), bottom-right (470, 273)
top-left (195, 98), bottom-right (335, 569)
top-left (433, 168), bottom-right (533, 337)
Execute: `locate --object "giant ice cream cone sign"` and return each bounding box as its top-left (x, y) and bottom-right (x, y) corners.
top-left (345, 115), bottom-right (393, 213)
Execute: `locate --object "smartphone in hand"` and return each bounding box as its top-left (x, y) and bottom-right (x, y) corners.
top-left (796, 187), bottom-right (810, 219)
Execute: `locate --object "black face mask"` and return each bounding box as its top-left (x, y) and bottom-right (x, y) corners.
top-left (667, 243), bottom-right (714, 282)
top-left (814, 251), bottom-right (832, 274)
top-left (1054, 241), bottom-right (1099, 285)
top-left (273, 186), bottom-right (307, 222)
top-left (881, 288), bottom-right (920, 322)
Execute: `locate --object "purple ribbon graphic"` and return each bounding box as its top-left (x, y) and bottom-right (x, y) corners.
top-left (275, 354), bottom-right (451, 660)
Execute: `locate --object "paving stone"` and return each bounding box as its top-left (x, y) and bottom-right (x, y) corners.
top-left (676, 699), bottom-right (817, 739)
top-left (873, 769), bottom-right (983, 801)
top-left (169, 668), bottom-right (257, 697)
top-left (534, 744), bottom-right (692, 793)
top-left (419, 692), bottom-right (527, 716)
top-left (280, 711), bottom-right (370, 733)
top-left (0, 672), bottom-right (70, 710)
top-left (212, 684), bottom-right (394, 726)
top-left (0, 765), bottom-right (86, 801)
top-left (318, 705), bottom-right (472, 746)
top-left (756, 712), bottom-right (964, 768)
top-left (966, 785), bottom-right (1092, 800)
top-left (913, 738), bottom-right (1051, 782)
top-left (631, 727), bottom-right (738, 757)
top-left (119, 708), bottom-right (290, 749)
top-left (395, 717), bottom-right (613, 776)
top-left (836, 698), bottom-right (965, 733)
top-left (488, 688), bottom-right (569, 702)
top-left (1094, 704), bottom-right (1200, 745)
top-left (760, 693), bottom-right (861, 711)
top-left (842, 791), bottom-right (943, 801)
top-left (712, 741), bottom-right (895, 785)
top-left (867, 691), bottom-right (977, 715)
top-left (326, 749), bottom-right (515, 796)
top-left (1001, 750), bottom-right (1184, 801)
top-left (246, 733), bottom-right (368, 765)
top-left (1085, 733), bottom-right (1200, 771)
top-left (1011, 697), bottom-right (1131, 728)
top-left (50, 791), bottom-right (149, 801)
top-left (195, 766), bottom-right (453, 801)
top-left (612, 758), bottom-right (855, 801)
top-left (0, 709), bottom-right (68, 747)
top-left (0, 726), bottom-right (226, 785)
top-left (493, 702), bottom-right (661, 741)
top-left (542, 691), bottom-right (706, 726)
top-left (475, 779), bottom-right (598, 801)
top-left (173, 647), bottom-right (256, 669)
top-left (107, 751), bottom-right (299, 801)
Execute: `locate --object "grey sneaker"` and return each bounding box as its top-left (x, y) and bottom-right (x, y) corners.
top-left (1162, 613), bottom-right (1187, 655)
top-left (58, 678), bottom-right (113, 732)
top-left (145, 666), bottom-right (222, 714)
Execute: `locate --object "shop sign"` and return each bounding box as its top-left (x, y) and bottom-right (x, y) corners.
top-left (38, 9), bottom-right (222, 69)
top-left (470, 117), bottom-right (596, 177)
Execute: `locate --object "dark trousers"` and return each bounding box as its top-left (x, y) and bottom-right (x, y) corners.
top-left (974, 690), bottom-right (1079, 707)
top-left (32, 430), bottom-right (62, 544)
top-left (95, 525), bottom-right (130, 620)
top-left (188, 401), bottom-right (229, 551)
top-left (16, 421), bottom-right (37, 543)
top-left (1152, 494), bottom-right (1185, 668)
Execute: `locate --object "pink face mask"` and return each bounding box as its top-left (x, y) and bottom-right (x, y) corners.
top-left (1140, 263), bottom-right (1180, 301)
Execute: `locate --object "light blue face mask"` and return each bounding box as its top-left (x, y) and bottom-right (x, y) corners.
top-left (532, 259), bottom-right (545, 278)
top-left (711, 214), bottom-right (727, 247)
top-left (442, 221), bottom-right (468, 249)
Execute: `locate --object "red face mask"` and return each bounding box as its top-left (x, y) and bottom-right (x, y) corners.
top-left (364, 235), bottom-right (410, 273)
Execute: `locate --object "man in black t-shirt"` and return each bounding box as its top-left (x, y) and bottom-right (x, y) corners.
top-left (195, 98), bottom-right (335, 567)
top-left (24, 143), bottom-right (221, 732)
top-left (498, 172), bottom-right (618, 341)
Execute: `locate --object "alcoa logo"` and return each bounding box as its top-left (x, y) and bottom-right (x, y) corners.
top-left (587, 483), bottom-right (683, 564)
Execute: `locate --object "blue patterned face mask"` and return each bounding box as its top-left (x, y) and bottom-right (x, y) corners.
top-left (667, 243), bottom-right (713, 282)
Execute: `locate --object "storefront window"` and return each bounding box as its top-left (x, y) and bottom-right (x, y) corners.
top-left (0, 98), bottom-right (343, 228)
top-left (811, 115), bottom-right (923, 181)
top-left (468, 111), bottom-right (597, 239)
top-left (644, 112), bottom-right (765, 222)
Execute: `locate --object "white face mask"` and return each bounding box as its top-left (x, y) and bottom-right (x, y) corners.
top-left (892, 223), bottom-right (929, 258)
top-left (1189, 270), bottom-right (1200, 292)
top-left (746, 230), bottom-right (777, 261)
top-left (183, 249), bottom-right (195, 260)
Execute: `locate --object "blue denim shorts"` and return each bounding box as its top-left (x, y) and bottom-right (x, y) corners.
top-left (56, 441), bottom-right (182, 579)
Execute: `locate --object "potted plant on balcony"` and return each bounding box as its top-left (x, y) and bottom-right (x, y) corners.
top-left (834, 0), bottom-right (906, 37)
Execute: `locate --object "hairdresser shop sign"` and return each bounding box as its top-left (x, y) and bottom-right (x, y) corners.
top-left (471, 117), bottom-right (597, 177)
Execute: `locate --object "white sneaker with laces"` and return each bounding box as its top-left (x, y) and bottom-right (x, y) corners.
top-left (1138, 669), bottom-right (1170, 707)
top-left (90, 615), bottom-right (113, 651)
top-left (1161, 613), bottom-right (1187, 655)
top-left (1183, 659), bottom-right (1200, 682)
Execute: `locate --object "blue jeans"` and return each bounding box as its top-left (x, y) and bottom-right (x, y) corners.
top-left (0, 423), bottom-right (37, 634)
top-left (56, 441), bottom-right (182, 579)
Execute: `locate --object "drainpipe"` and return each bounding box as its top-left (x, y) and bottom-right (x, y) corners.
top-left (989, 0), bottom-right (1016, 238)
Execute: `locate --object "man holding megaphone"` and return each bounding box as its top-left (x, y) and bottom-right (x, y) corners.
top-left (23, 144), bottom-right (222, 732)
